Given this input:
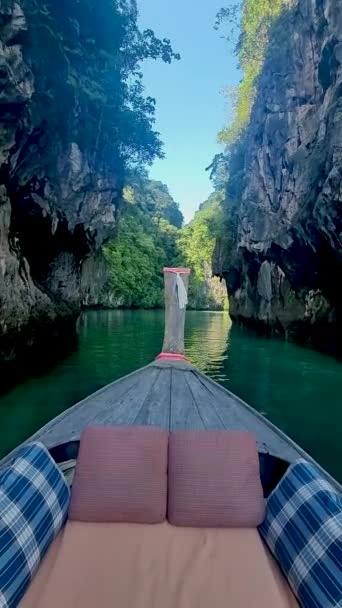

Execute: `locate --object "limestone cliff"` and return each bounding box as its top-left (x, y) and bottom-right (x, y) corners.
top-left (0, 0), bottom-right (121, 365)
top-left (81, 251), bottom-right (122, 309)
top-left (215, 0), bottom-right (342, 355)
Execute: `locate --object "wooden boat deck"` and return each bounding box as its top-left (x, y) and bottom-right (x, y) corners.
top-left (0, 359), bottom-right (319, 469)
top-left (2, 357), bottom-right (341, 491)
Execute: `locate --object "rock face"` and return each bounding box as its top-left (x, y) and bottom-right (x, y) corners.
top-left (0, 1), bottom-right (121, 366)
top-left (81, 252), bottom-right (124, 309)
top-left (215, 0), bottom-right (342, 356)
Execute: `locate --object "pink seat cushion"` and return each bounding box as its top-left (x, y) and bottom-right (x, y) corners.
top-left (168, 431), bottom-right (265, 527)
top-left (69, 426), bottom-right (168, 523)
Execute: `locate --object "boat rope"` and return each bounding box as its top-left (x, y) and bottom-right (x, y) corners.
top-left (175, 273), bottom-right (188, 309)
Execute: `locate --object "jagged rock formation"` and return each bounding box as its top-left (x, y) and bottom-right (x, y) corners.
top-left (0, 1), bottom-right (121, 365)
top-left (81, 252), bottom-right (122, 309)
top-left (215, 0), bottom-right (342, 356)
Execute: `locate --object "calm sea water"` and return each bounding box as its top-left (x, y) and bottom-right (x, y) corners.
top-left (0, 310), bottom-right (341, 481)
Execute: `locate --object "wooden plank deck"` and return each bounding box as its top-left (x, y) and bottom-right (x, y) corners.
top-left (170, 368), bottom-right (205, 430)
top-left (1, 359), bottom-right (341, 491)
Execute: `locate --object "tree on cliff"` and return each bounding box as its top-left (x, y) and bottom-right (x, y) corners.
top-left (215, 0), bottom-right (285, 144)
top-left (177, 192), bottom-right (228, 310)
top-left (127, 177), bottom-right (184, 228)
top-left (103, 180), bottom-right (182, 308)
top-left (24, 0), bottom-right (180, 171)
top-left (102, 184), bottom-right (227, 310)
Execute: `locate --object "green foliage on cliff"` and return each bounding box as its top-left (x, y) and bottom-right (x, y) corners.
top-left (103, 181), bottom-right (182, 308)
top-left (103, 182), bottom-right (227, 310)
top-left (25, 0), bottom-right (180, 170)
top-left (216, 0), bottom-right (285, 144)
top-left (177, 193), bottom-right (228, 310)
top-left (127, 177), bottom-right (184, 229)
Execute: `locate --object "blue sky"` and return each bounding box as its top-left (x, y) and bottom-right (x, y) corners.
top-left (138, 0), bottom-right (240, 222)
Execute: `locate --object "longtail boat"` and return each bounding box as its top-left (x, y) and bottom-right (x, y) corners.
top-left (0, 268), bottom-right (341, 608)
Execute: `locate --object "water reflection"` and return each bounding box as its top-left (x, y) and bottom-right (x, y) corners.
top-left (185, 312), bottom-right (231, 380)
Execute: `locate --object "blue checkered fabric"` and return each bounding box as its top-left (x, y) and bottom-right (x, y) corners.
top-left (259, 459), bottom-right (342, 608)
top-left (0, 442), bottom-right (70, 608)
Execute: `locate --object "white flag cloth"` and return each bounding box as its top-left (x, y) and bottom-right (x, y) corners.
top-left (175, 273), bottom-right (188, 309)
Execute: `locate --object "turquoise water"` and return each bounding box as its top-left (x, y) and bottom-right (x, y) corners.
top-left (0, 310), bottom-right (341, 481)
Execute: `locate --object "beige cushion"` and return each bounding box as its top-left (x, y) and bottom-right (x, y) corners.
top-left (23, 521), bottom-right (298, 608)
top-left (19, 531), bottom-right (64, 608)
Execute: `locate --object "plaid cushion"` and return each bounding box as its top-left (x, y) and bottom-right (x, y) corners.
top-left (259, 459), bottom-right (342, 608)
top-left (0, 442), bottom-right (70, 608)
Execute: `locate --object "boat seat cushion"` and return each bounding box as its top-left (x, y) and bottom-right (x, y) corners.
top-left (18, 531), bottom-right (64, 608)
top-left (168, 430), bottom-right (265, 527)
top-left (69, 426), bottom-right (168, 523)
top-left (260, 459), bottom-right (342, 608)
top-left (0, 443), bottom-right (69, 608)
top-left (25, 521), bottom-right (299, 608)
